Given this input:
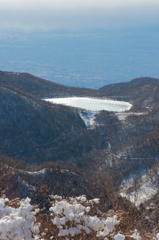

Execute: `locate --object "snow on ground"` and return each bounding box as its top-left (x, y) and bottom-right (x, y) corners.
top-left (46, 195), bottom-right (142, 239)
top-left (79, 111), bottom-right (96, 128)
top-left (18, 168), bottom-right (47, 176)
top-left (121, 180), bottom-right (157, 206)
top-left (18, 168), bottom-right (72, 176)
top-left (0, 195), bottom-right (158, 239)
top-left (120, 172), bottom-right (158, 206)
top-left (115, 112), bottom-right (146, 121)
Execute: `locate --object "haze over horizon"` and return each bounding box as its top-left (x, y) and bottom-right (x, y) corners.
top-left (0, 0), bottom-right (158, 88)
top-left (0, 0), bottom-right (159, 31)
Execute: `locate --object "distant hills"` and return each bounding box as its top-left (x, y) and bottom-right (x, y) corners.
top-left (99, 77), bottom-right (159, 111)
top-left (99, 77), bottom-right (159, 92)
top-left (0, 71), bottom-right (104, 98)
top-left (1, 70), bottom-right (159, 111)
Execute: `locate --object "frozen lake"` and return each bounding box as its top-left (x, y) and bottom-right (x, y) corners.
top-left (45, 97), bottom-right (132, 112)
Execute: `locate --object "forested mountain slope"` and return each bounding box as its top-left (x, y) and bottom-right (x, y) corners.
top-left (99, 77), bottom-right (159, 111)
top-left (1, 71), bottom-right (159, 177)
top-left (99, 77), bottom-right (159, 92)
top-left (0, 84), bottom-right (101, 163)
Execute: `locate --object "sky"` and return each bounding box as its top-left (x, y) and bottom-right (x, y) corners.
top-left (0, 0), bottom-right (159, 31)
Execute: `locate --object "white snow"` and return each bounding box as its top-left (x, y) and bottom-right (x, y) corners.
top-left (45, 97), bottom-right (132, 112)
top-left (128, 180), bottom-right (157, 206)
top-left (120, 173), bottom-right (158, 206)
top-left (0, 197), bottom-right (39, 240)
top-left (19, 168), bottom-right (47, 175)
top-left (49, 196), bottom-right (120, 238)
top-left (0, 195), bottom-right (145, 240)
top-left (79, 111), bottom-right (96, 127)
top-left (115, 112), bottom-right (146, 121)
top-left (114, 233), bottom-right (125, 240)
top-left (130, 232), bottom-right (142, 240)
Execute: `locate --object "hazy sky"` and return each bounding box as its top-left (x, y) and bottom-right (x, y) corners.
top-left (0, 0), bottom-right (159, 31)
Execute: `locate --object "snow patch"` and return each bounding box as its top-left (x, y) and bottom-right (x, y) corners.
top-left (115, 112), bottom-right (146, 121)
top-left (120, 173), bottom-right (158, 206)
top-left (0, 197), bottom-right (39, 240)
top-left (79, 111), bottom-right (96, 128)
top-left (126, 180), bottom-right (157, 206)
top-left (49, 196), bottom-right (118, 238)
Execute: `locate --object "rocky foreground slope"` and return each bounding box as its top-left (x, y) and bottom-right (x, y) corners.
top-left (1, 155), bottom-right (159, 240)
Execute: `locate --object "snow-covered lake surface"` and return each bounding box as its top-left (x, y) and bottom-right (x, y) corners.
top-left (45, 97), bottom-right (132, 112)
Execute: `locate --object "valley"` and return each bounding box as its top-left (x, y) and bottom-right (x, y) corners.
top-left (1, 71), bottom-right (159, 239)
top-left (0, 71), bottom-right (159, 174)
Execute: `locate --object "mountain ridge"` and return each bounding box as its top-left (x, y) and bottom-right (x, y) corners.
top-left (1, 70), bottom-right (159, 178)
top-left (0, 71), bottom-right (105, 98)
top-left (99, 77), bottom-right (159, 92)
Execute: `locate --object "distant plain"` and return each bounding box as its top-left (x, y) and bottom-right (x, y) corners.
top-left (0, 27), bottom-right (159, 89)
